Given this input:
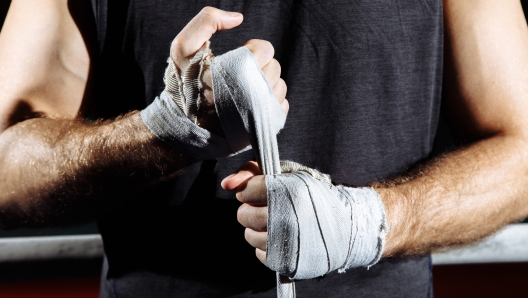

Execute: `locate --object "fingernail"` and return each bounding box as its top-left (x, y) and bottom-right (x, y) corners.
top-left (221, 173), bottom-right (237, 186)
top-left (229, 12), bottom-right (242, 17)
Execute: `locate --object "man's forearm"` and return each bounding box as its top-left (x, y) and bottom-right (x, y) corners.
top-left (377, 134), bottom-right (528, 257)
top-left (377, 0), bottom-right (528, 257)
top-left (0, 112), bottom-right (190, 229)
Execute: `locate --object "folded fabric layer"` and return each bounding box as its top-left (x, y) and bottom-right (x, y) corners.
top-left (211, 47), bottom-right (286, 173)
top-left (266, 168), bottom-right (387, 280)
top-left (140, 44), bottom-right (286, 160)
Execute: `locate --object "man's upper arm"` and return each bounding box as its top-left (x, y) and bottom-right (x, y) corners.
top-left (444, 0), bottom-right (528, 141)
top-left (0, 0), bottom-right (93, 132)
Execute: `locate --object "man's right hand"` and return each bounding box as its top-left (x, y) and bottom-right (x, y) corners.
top-left (169, 7), bottom-right (289, 133)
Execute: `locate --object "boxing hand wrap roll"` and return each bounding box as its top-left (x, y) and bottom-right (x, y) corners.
top-left (267, 162), bottom-right (388, 280)
top-left (140, 43), bottom-right (286, 160)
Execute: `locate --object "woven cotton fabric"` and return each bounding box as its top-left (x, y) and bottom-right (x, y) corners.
top-left (141, 44), bottom-right (287, 163)
top-left (142, 45), bottom-right (387, 297)
top-left (266, 171), bottom-right (387, 279)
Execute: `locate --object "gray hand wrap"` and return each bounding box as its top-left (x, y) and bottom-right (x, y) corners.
top-left (210, 47), bottom-right (286, 172)
top-left (267, 162), bottom-right (388, 279)
top-left (140, 43), bottom-right (287, 160)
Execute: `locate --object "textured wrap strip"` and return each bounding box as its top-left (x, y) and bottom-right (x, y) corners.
top-left (141, 44), bottom-right (387, 298)
top-left (210, 47), bottom-right (294, 297)
top-left (266, 167), bottom-right (387, 279)
top-left (140, 43), bottom-right (259, 160)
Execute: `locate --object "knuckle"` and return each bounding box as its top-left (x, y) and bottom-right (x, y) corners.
top-left (235, 190), bottom-right (245, 202)
top-left (248, 39), bottom-right (274, 57)
top-left (170, 39), bottom-right (180, 55)
top-left (259, 208), bottom-right (269, 227)
top-left (197, 7), bottom-right (221, 30)
top-left (278, 78), bottom-right (287, 91)
top-left (253, 208), bottom-right (262, 223)
top-left (263, 41), bottom-right (275, 58)
top-left (237, 205), bottom-right (248, 225)
top-left (263, 40), bottom-right (273, 51)
top-left (283, 99), bottom-right (290, 112)
top-left (244, 228), bottom-right (253, 242)
top-left (256, 249), bottom-right (267, 263)
top-left (272, 59), bottom-right (281, 73)
top-left (199, 6), bottom-right (217, 18)
top-left (170, 39), bottom-right (185, 65)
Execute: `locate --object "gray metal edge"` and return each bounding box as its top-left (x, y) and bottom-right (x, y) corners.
top-left (432, 223), bottom-right (528, 265)
top-left (0, 234), bottom-right (103, 262)
top-left (0, 223), bottom-right (527, 264)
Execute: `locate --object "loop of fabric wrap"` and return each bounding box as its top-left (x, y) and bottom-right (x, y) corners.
top-left (280, 160), bottom-right (332, 187)
top-left (162, 42), bottom-right (210, 123)
top-left (209, 47), bottom-right (293, 297)
top-left (211, 47), bottom-right (286, 174)
top-left (140, 44), bottom-right (263, 160)
top-left (140, 90), bottom-right (238, 160)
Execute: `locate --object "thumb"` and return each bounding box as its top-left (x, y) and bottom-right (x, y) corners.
top-left (171, 7), bottom-right (243, 65)
top-left (221, 161), bottom-right (261, 191)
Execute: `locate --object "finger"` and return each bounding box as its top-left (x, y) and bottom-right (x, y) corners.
top-left (172, 7), bottom-right (243, 66)
top-left (244, 39), bottom-right (275, 68)
top-left (272, 78), bottom-right (287, 104)
top-left (237, 203), bottom-right (268, 230)
top-left (256, 248), bottom-right (267, 264)
top-left (261, 59), bottom-right (281, 88)
top-left (281, 99), bottom-right (290, 115)
top-left (236, 175), bottom-right (267, 205)
top-left (244, 228), bottom-right (267, 251)
top-left (221, 161), bottom-right (261, 191)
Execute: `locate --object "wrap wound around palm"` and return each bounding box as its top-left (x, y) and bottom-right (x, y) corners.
top-left (169, 7), bottom-right (288, 136)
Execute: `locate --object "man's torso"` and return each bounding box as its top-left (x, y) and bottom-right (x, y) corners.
top-left (93, 0), bottom-right (442, 296)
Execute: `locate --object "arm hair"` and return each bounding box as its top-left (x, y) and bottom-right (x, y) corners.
top-left (377, 0), bottom-right (528, 257)
top-left (0, 112), bottom-right (191, 229)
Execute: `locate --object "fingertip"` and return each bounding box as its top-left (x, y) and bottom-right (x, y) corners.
top-left (256, 248), bottom-right (267, 264)
top-left (244, 39), bottom-right (275, 68)
top-left (216, 9), bottom-right (243, 30)
top-left (245, 161), bottom-right (262, 174)
top-left (221, 161), bottom-right (262, 191)
top-left (281, 99), bottom-right (290, 115)
top-left (228, 11), bottom-right (243, 19)
top-left (175, 7), bottom-right (243, 60)
top-left (221, 173), bottom-right (237, 190)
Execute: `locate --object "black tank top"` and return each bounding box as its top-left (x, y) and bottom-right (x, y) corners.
top-left (92, 0), bottom-right (442, 296)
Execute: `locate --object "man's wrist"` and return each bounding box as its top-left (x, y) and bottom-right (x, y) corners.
top-left (127, 112), bottom-right (194, 171)
top-left (375, 186), bottom-right (413, 258)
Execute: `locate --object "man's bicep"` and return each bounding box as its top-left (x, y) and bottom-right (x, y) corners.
top-left (0, 0), bottom-right (94, 132)
top-left (443, 0), bottom-right (528, 141)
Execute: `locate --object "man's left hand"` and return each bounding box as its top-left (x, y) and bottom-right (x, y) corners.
top-left (221, 161), bottom-right (268, 264)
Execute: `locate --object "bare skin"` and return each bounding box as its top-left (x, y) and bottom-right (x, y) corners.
top-left (223, 0), bottom-right (528, 264)
top-left (0, 3), bottom-right (288, 228)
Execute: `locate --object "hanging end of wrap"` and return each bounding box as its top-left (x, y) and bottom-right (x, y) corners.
top-left (277, 273), bottom-right (296, 298)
